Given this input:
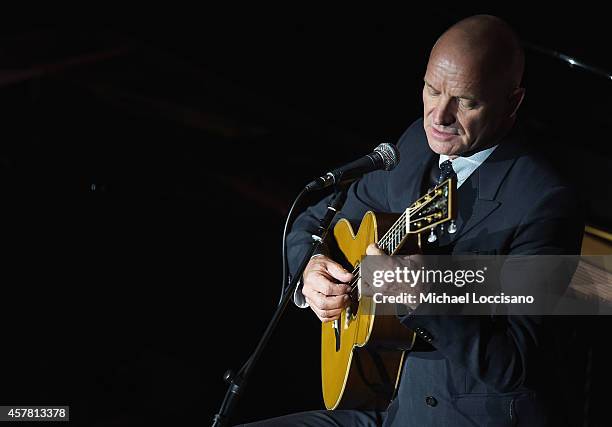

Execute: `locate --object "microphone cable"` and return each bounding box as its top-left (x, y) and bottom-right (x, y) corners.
top-left (278, 187), bottom-right (308, 306)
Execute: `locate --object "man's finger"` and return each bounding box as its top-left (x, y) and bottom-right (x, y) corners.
top-left (304, 273), bottom-right (351, 296)
top-left (304, 290), bottom-right (349, 310)
top-left (366, 243), bottom-right (385, 256)
top-left (314, 306), bottom-right (344, 320)
top-left (325, 261), bottom-right (353, 283)
top-left (305, 296), bottom-right (345, 322)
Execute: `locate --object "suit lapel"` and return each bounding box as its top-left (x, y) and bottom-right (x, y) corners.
top-left (449, 175), bottom-right (501, 241)
top-left (447, 133), bottom-right (521, 242)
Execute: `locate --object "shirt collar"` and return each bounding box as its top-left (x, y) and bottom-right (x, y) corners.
top-left (439, 145), bottom-right (498, 187)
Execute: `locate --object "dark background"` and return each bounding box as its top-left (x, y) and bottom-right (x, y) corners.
top-left (1, 7), bottom-right (611, 426)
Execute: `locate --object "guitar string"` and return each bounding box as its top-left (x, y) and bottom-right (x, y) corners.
top-left (346, 209), bottom-right (430, 295)
top-left (340, 185), bottom-right (447, 300)
top-left (344, 211), bottom-right (408, 296)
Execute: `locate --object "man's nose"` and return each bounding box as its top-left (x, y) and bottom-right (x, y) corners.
top-left (433, 96), bottom-right (456, 126)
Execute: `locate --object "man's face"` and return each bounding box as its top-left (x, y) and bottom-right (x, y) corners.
top-left (423, 53), bottom-right (510, 157)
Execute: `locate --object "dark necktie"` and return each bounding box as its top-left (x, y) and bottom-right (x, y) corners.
top-left (424, 159), bottom-right (457, 194)
top-left (438, 159), bottom-right (456, 184)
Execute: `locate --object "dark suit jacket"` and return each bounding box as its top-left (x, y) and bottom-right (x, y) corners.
top-left (287, 118), bottom-right (585, 426)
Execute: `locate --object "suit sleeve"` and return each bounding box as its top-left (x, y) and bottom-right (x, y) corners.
top-left (401, 185), bottom-right (584, 392)
top-left (286, 166), bottom-right (390, 303)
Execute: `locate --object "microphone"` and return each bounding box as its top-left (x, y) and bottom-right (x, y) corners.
top-left (305, 143), bottom-right (400, 192)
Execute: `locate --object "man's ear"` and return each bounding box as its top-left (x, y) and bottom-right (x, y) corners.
top-left (508, 87), bottom-right (526, 118)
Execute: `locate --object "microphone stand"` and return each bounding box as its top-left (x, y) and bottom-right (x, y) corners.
top-left (211, 185), bottom-right (349, 427)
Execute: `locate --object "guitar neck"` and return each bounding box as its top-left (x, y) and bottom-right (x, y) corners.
top-left (377, 212), bottom-right (409, 255)
top-left (375, 177), bottom-right (456, 256)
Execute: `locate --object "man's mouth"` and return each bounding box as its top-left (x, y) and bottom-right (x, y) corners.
top-left (430, 126), bottom-right (459, 142)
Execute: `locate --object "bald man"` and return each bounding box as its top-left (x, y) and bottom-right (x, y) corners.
top-left (238, 15), bottom-right (584, 427)
top-left (422, 15), bottom-right (525, 158)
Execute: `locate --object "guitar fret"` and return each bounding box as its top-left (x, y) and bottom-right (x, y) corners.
top-left (395, 227), bottom-right (400, 249)
top-left (378, 212), bottom-right (411, 255)
top-left (378, 237), bottom-right (386, 254)
top-left (393, 215), bottom-right (407, 254)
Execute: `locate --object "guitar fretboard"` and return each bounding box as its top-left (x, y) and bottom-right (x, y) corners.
top-left (377, 211), bottom-right (409, 255)
top-left (369, 178), bottom-right (453, 257)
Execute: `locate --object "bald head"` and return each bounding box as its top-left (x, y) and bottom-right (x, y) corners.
top-left (422, 15), bottom-right (526, 157)
top-left (431, 15), bottom-right (524, 90)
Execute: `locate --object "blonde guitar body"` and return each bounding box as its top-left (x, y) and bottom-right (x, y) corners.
top-left (322, 212), bottom-right (415, 410)
top-left (320, 178), bottom-right (456, 410)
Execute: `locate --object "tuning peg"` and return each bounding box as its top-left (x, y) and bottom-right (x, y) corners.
top-left (427, 228), bottom-right (437, 243)
top-left (448, 220), bottom-right (457, 234)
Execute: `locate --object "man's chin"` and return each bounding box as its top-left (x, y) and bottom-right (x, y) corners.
top-left (426, 136), bottom-right (462, 156)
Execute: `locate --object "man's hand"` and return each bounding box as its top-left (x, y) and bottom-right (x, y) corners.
top-left (364, 243), bottom-right (424, 311)
top-left (366, 243), bottom-right (386, 256)
top-left (302, 255), bottom-right (353, 322)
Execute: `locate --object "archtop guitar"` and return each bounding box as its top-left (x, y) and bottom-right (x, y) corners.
top-left (322, 177), bottom-right (457, 410)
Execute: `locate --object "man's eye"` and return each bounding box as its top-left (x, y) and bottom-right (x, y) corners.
top-left (428, 88), bottom-right (440, 96)
top-left (459, 99), bottom-right (476, 109)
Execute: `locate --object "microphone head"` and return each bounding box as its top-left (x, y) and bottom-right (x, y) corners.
top-left (374, 143), bottom-right (400, 171)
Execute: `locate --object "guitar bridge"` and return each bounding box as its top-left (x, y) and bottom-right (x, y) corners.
top-left (333, 320), bottom-right (340, 351)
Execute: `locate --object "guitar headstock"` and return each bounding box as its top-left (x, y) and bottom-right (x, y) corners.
top-left (406, 178), bottom-right (457, 234)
